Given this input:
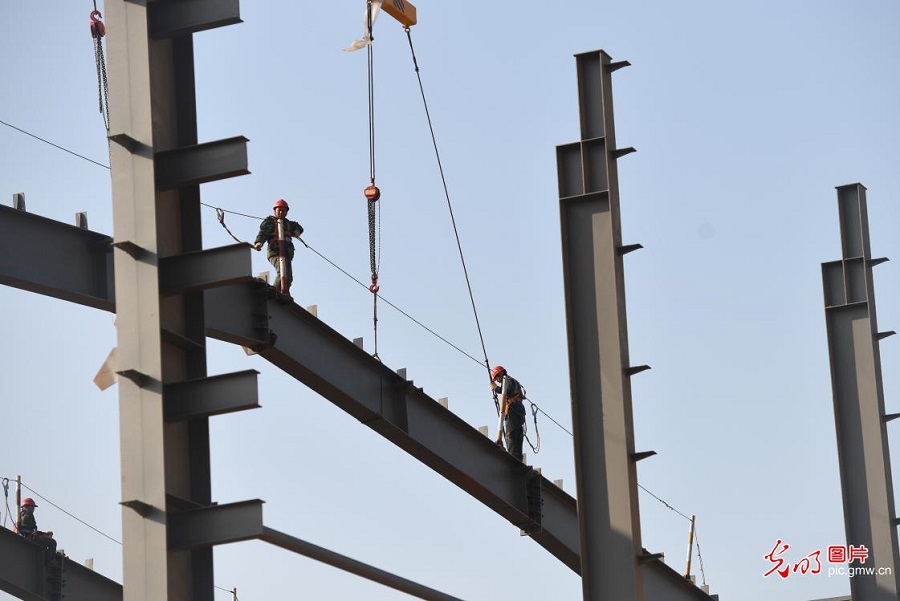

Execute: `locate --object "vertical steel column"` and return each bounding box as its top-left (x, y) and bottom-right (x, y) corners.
top-left (556, 50), bottom-right (644, 600)
top-left (822, 183), bottom-right (900, 600)
top-left (106, 3), bottom-right (227, 600)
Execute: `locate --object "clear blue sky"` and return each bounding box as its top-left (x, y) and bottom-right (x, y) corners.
top-left (2, 2), bottom-right (899, 600)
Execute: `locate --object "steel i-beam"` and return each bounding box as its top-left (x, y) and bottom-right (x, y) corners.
top-left (822, 183), bottom-right (900, 600)
top-left (105, 1), bottom-right (245, 599)
top-left (556, 50), bottom-right (644, 601)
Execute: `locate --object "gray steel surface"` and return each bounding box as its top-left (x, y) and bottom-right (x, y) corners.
top-left (163, 369), bottom-right (261, 420)
top-left (0, 527), bottom-right (121, 601)
top-left (556, 49), bottom-right (644, 600)
top-left (822, 183), bottom-right (900, 600)
top-left (105, 1), bottom-right (245, 599)
top-left (0, 205), bottom-right (113, 311)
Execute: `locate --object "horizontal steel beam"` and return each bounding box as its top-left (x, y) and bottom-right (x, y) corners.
top-left (155, 136), bottom-right (249, 190)
top-left (0, 527), bottom-right (122, 601)
top-left (164, 369), bottom-right (260, 420)
top-left (204, 283), bottom-right (582, 571)
top-left (168, 499), bottom-right (265, 550)
top-left (0, 205), bottom-right (114, 311)
top-left (159, 243), bottom-right (255, 295)
top-left (148, 0), bottom-right (242, 38)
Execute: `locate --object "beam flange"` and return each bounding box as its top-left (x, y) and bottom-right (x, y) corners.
top-left (159, 243), bottom-right (254, 295)
top-left (168, 500), bottom-right (265, 550)
top-left (0, 527), bottom-right (122, 601)
top-left (0, 205), bottom-right (114, 311)
top-left (164, 369), bottom-right (260, 420)
top-left (154, 136), bottom-right (249, 190)
top-left (148, 0), bottom-right (242, 38)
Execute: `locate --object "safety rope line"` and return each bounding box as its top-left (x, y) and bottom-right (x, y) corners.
top-left (90, 2), bottom-right (110, 132)
top-left (0, 119), bottom-right (110, 169)
top-left (5, 476), bottom-right (239, 594)
top-left (403, 27), bottom-right (495, 392)
top-left (694, 525), bottom-right (708, 587)
top-left (204, 203), bottom-right (574, 440)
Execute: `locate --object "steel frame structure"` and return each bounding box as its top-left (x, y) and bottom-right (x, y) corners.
top-left (0, 7), bottom-right (716, 595)
top-left (822, 183), bottom-right (900, 600)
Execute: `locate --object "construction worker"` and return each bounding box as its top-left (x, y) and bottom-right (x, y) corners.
top-left (253, 199), bottom-right (304, 298)
top-left (490, 365), bottom-right (527, 462)
top-left (18, 498), bottom-right (58, 557)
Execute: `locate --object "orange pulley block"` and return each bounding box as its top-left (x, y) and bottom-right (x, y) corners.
top-left (364, 184), bottom-right (381, 202)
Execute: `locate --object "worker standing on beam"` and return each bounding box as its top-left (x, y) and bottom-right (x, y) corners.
top-left (254, 199), bottom-right (304, 300)
top-left (490, 365), bottom-right (527, 462)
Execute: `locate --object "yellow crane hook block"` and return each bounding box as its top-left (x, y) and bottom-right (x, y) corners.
top-left (382, 0), bottom-right (417, 28)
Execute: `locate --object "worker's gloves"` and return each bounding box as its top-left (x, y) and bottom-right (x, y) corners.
top-left (489, 382), bottom-right (498, 392)
top-left (253, 242), bottom-right (262, 251)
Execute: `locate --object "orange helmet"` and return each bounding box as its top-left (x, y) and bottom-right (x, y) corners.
top-left (490, 365), bottom-right (506, 381)
top-left (22, 497), bottom-right (37, 507)
top-left (273, 199), bottom-right (289, 212)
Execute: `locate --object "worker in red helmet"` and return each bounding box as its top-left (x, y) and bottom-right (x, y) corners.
top-left (489, 365), bottom-right (527, 462)
top-left (18, 497), bottom-right (58, 557)
top-left (253, 199), bottom-right (304, 299)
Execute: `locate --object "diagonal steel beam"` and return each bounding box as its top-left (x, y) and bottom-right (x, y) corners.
top-left (205, 283), bottom-right (582, 571)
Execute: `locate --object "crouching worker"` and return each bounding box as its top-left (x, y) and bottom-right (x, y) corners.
top-left (18, 497), bottom-right (58, 558)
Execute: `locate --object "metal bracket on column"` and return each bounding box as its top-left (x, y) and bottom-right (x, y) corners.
top-left (869, 257), bottom-right (890, 267)
top-left (606, 60), bottom-right (631, 73)
top-left (108, 133), bottom-right (150, 156)
top-left (154, 136), bottom-right (249, 190)
top-left (618, 243), bottom-right (644, 255)
top-left (159, 244), bottom-right (253, 295)
top-left (610, 147), bottom-right (636, 159)
top-left (164, 370), bottom-right (260, 420)
top-left (148, 0), bottom-right (242, 38)
top-left (116, 369), bottom-right (152, 388)
top-left (625, 365), bottom-right (651, 376)
top-left (883, 413), bottom-right (900, 423)
top-left (121, 499), bottom-right (155, 517)
top-left (113, 241), bottom-right (147, 260)
top-left (632, 451), bottom-right (657, 462)
top-left (168, 500), bottom-right (264, 550)
top-left (877, 331), bottom-right (896, 341)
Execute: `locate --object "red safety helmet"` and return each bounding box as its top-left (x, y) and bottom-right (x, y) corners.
top-left (490, 365), bottom-right (506, 381)
top-left (22, 498), bottom-right (37, 507)
top-left (273, 199), bottom-right (289, 212)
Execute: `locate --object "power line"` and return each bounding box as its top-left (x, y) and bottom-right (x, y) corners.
top-left (0, 118), bottom-right (110, 170)
top-left (20, 482), bottom-right (121, 545)
top-left (637, 483), bottom-right (693, 522)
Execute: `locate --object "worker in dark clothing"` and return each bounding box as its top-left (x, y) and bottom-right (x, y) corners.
top-left (253, 199), bottom-right (304, 298)
top-left (490, 365), bottom-right (527, 462)
top-left (18, 497), bottom-right (58, 557)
